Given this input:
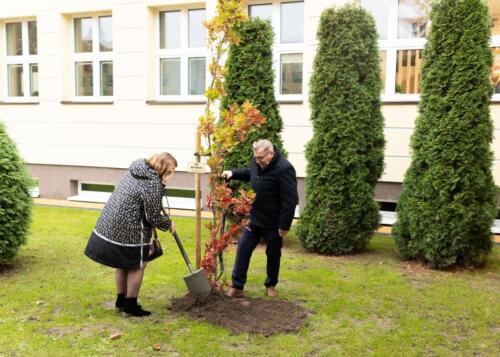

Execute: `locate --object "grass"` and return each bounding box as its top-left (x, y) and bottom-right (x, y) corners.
top-left (0, 206), bottom-right (499, 356)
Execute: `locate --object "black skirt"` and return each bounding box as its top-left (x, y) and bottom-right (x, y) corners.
top-left (84, 231), bottom-right (150, 270)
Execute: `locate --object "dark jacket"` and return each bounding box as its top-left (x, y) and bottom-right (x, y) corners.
top-left (93, 159), bottom-right (172, 246)
top-left (231, 148), bottom-right (298, 231)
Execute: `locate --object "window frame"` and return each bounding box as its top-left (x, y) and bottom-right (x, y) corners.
top-left (71, 14), bottom-right (113, 102)
top-left (370, 0), bottom-right (428, 102)
top-left (366, 0), bottom-right (500, 102)
top-left (3, 19), bottom-right (39, 102)
top-left (248, 0), bottom-right (304, 102)
top-left (156, 7), bottom-right (207, 102)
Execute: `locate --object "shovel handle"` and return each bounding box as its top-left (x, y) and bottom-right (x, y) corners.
top-left (172, 231), bottom-right (194, 274)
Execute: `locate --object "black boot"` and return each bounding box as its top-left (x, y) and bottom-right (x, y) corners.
top-left (123, 298), bottom-right (151, 317)
top-left (115, 293), bottom-right (126, 312)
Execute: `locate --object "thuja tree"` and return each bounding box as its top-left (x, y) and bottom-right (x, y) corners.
top-left (0, 122), bottom-right (33, 264)
top-left (221, 18), bottom-right (286, 192)
top-left (199, 0), bottom-right (265, 284)
top-left (296, 5), bottom-right (385, 254)
top-left (393, 0), bottom-right (496, 268)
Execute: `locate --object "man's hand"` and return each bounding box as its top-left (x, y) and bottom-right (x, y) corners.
top-left (279, 229), bottom-right (288, 238)
top-left (221, 170), bottom-right (233, 180)
top-left (169, 221), bottom-right (176, 234)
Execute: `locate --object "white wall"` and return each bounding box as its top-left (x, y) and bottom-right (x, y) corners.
top-left (1, 0), bottom-right (500, 184)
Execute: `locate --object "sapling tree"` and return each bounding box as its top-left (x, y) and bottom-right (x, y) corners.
top-left (198, 0), bottom-right (265, 285)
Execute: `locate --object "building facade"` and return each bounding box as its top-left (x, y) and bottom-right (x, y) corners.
top-left (1, 0), bottom-right (500, 210)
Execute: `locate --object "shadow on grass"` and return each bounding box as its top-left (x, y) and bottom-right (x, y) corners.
top-left (0, 255), bottom-right (38, 277)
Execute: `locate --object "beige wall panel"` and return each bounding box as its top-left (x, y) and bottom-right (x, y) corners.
top-left (113, 3), bottom-right (147, 29)
top-left (287, 152), bottom-right (306, 177)
top-left (38, 55), bottom-right (59, 79)
top-left (114, 52), bottom-right (146, 77)
top-left (279, 105), bottom-right (310, 126)
top-left (492, 162), bottom-right (500, 186)
top-left (0, 0), bottom-right (43, 18)
top-left (491, 130), bottom-right (500, 160)
top-left (17, 143), bottom-right (195, 169)
top-left (38, 33), bottom-right (59, 56)
top-left (381, 156), bottom-right (411, 182)
top-left (5, 121), bottom-right (196, 149)
top-left (59, 0), bottom-right (113, 15)
top-left (491, 104), bottom-right (500, 127)
top-left (281, 125), bottom-right (312, 152)
top-left (39, 78), bottom-right (60, 101)
top-left (113, 77), bottom-right (147, 100)
top-left (384, 128), bottom-right (411, 157)
top-left (114, 28), bottom-right (147, 54)
top-left (383, 105), bottom-right (419, 128)
top-left (36, 12), bottom-right (57, 34)
top-left (147, 0), bottom-right (205, 8)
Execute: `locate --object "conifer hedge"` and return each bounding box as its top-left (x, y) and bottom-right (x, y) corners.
top-left (296, 5), bottom-right (385, 254)
top-left (0, 122), bottom-right (33, 264)
top-left (393, 0), bottom-right (496, 268)
top-left (222, 18), bottom-right (286, 183)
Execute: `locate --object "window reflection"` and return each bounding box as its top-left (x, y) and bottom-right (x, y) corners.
top-left (489, 0), bottom-right (500, 36)
top-left (360, 0), bottom-right (388, 39)
top-left (397, 0), bottom-right (430, 39)
top-left (395, 49), bottom-right (423, 94)
top-left (492, 48), bottom-right (500, 94)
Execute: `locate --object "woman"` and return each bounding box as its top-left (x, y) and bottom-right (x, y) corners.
top-left (84, 152), bottom-right (177, 317)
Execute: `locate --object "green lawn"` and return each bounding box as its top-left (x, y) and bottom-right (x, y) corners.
top-left (1, 206), bottom-right (499, 356)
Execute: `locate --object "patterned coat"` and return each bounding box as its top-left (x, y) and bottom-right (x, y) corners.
top-left (93, 159), bottom-right (172, 246)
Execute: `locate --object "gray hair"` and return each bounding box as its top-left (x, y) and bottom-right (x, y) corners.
top-left (252, 139), bottom-right (274, 152)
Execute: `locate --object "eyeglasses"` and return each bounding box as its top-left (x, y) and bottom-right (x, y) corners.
top-left (254, 152), bottom-right (271, 160)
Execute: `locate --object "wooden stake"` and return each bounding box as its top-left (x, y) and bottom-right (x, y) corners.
top-left (195, 129), bottom-right (202, 270)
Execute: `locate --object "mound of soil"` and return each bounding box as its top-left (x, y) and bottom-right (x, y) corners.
top-left (169, 292), bottom-right (311, 336)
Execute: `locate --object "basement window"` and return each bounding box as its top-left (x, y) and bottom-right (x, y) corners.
top-left (68, 182), bottom-right (115, 203)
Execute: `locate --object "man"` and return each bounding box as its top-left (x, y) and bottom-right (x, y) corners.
top-left (222, 139), bottom-right (298, 298)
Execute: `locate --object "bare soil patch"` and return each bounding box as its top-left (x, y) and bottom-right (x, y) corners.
top-left (169, 292), bottom-right (311, 336)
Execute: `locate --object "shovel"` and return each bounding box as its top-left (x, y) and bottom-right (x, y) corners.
top-left (172, 230), bottom-right (211, 299)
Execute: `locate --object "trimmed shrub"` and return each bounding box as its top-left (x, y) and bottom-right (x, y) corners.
top-left (296, 5), bottom-right (385, 254)
top-left (393, 0), bottom-right (496, 268)
top-left (222, 18), bottom-right (286, 187)
top-left (0, 122), bottom-right (33, 264)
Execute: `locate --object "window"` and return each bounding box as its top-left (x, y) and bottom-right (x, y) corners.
top-left (361, 0), bottom-right (429, 99)
top-left (493, 48), bottom-right (500, 95)
top-left (72, 15), bottom-right (113, 99)
top-left (248, 1), bottom-right (304, 99)
top-left (68, 182), bottom-right (115, 203)
top-left (4, 20), bottom-right (38, 100)
top-left (490, 1), bottom-right (500, 98)
top-left (363, 0), bottom-right (500, 100)
top-left (489, 0), bottom-right (500, 36)
top-left (158, 8), bottom-right (206, 99)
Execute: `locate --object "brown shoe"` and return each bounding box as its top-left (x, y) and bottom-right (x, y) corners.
top-left (226, 287), bottom-right (244, 298)
top-left (266, 286), bottom-right (279, 298)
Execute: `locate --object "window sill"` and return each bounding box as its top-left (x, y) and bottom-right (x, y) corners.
top-left (278, 99), bottom-right (303, 104)
top-left (0, 101), bottom-right (39, 105)
top-left (146, 100), bottom-right (206, 105)
top-left (60, 101), bottom-right (114, 105)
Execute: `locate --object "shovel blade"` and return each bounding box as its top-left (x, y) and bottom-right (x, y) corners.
top-left (183, 268), bottom-right (211, 298)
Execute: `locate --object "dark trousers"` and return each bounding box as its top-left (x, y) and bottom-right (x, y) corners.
top-left (231, 225), bottom-right (282, 290)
